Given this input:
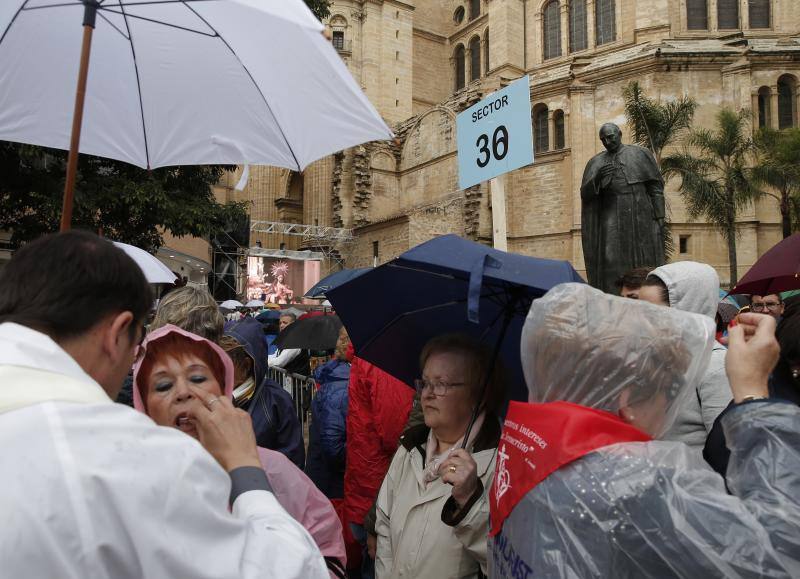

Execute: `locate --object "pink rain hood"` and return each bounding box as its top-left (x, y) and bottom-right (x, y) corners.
top-left (132, 324), bottom-right (235, 412)
top-left (131, 324), bottom-right (347, 571)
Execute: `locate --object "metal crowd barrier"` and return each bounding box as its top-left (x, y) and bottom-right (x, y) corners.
top-left (266, 366), bottom-right (316, 430)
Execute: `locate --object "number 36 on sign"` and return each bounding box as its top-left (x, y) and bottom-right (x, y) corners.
top-left (456, 76), bottom-right (534, 190)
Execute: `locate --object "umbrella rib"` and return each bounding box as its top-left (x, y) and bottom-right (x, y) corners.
top-left (98, 10), bottom-right (130, 40)
top-left (358, 300), bottom-right (462, 353)
top-left (97, 6), bottom-right (217, 37)
top-left (387, 263), bottom-right (457, 280)
top-left (0, 1), bottom-right (31, 49)
top-left (180, 1), bottom-right (303, 171)
top-left (117, 1), bottom-right (151, 169)
top-left (21, 0), bottom-right (218, 8)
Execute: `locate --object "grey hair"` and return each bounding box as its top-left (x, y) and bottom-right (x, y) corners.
top-left (151, 286), bottom-right (224, 343)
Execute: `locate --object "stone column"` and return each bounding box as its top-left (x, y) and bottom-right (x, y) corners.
top-left (740, 0), bottom-right (749, 29)
top-left (770, 85), bottom-right (779, 129)
top-left (709, 0), bottom-right (718, 31)
top-left (560, 2), bottom-right (569, 56)
top-left (586, 0), bottom-right (596, 49)
top-left (533, 10), bottom-right (543, 64)
top-left (548, 110), bottom-right (556, 151)
top-left (750, 88), bottom-right (760, 128)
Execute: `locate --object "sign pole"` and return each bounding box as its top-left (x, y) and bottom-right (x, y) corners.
top-left (490, 174), bottom-right (508, 251)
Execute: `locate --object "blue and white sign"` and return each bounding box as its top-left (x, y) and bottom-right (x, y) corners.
top-left (456, 76), bottom-right (534, 189)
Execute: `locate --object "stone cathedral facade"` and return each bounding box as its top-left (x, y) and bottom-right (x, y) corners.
top-left (206, 0), bottom-right (800, 286)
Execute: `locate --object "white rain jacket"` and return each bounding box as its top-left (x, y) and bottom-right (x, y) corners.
top-left (489, 284), bottom-right (800, 578)
top-left (0, 322), bottom-right (327, 579)
top-left (648, 261), bottom-right (732, 449)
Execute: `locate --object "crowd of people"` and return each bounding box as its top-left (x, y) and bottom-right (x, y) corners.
top-left (0, 229), bottom-right (798, 578)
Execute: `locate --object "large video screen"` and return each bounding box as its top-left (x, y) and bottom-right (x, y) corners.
top-left (246, 256), bottom-right (321, 304)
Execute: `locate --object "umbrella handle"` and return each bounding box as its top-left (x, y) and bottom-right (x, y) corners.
top-left (61, 1), bottom-right (99, 232)
top-left (461, 307), bottom-right (514, 449)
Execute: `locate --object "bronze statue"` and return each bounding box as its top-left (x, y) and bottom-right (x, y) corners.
top-left (580, 123), bottom-right (666, 293)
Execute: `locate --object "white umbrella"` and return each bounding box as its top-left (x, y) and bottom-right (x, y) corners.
top-left (220, 299), bottom-right (244, 309)
top-left (113, 241), bottom-right (177, 284)
top-left (245, 299), bottom-right (265, 308)
top-left (0, 0), bottom-right (392, 229)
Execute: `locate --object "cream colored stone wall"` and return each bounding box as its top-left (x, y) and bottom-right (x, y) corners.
top-left (170, 0), bottom-right (800, 289)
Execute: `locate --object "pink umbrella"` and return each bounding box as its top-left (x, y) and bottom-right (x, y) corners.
top-left (731, 233), bottom-right (800, 295)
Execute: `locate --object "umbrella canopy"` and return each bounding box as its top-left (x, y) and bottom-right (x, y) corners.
top-left (731, 233), bottom-right (800, 296)
top-left (245, 299), bottom-right (265, 308)
top-left (0, 0), bottom-right (391, 171)
top-left (255, 310), bottom-right (281, 323)
top-left (327, 234), bottom-right (585, 402)
top-left (113, 241), bottom-right (176, 284)
top-left (280, 307), bottom-right (305, 319)
top-left (220, 299), bottom-right (243, 309)
top-left (275, 313), bottom-right (342, 351)
top-left (304, 268), bottom-right (371, 299)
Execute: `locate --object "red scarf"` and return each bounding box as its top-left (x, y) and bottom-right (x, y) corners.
top-left (489, 400), bottom-right (652, 536)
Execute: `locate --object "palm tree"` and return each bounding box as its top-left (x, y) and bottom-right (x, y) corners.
top-left (622, 81), bottom-right (697, 166)
top-left (662, 108), bottom-right (760, 287)
top-left (752, 127), bottom-right (800, 238)
top-left (622, 82), bottom-right (698, 257)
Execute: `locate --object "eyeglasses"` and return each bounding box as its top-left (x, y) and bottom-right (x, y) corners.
top-left (751, 302), bottom-right (781, 312)
top-left (414, 378), bottom-right (465, 397)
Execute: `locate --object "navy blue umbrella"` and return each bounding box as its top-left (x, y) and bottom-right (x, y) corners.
top-left (327, 234), bottom-right (584, 408)
top-left (304, 267), bottom-right (372, 299)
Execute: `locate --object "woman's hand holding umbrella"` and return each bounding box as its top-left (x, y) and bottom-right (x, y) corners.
top-left (440, 449), bottom-right (480, 508)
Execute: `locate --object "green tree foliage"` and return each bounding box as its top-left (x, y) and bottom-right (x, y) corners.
top-left (304, 0), bottom-right (331, 20)
top-left (0, 142), bottom-right (248, 253)
top-left (622, 81), bottom-right (698, 258)
top-left (752, 127), bottom-right (800, 238)
top-left (622, 81), bottom-right (698, 165)
top-left (662, 108), bottom-right (760, 286)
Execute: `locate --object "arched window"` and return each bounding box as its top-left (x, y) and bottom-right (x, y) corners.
top-left (469, 0), bottom-right (480, 20)
top-left (569, 0), bottom-right (588, 53)
top-left (470, 36), bottom-right (481, 81)
top-left (749, 0), bottom-right (770, 29)
top-left (686, 0), bottom-right (708, 30)
top-left (454, 6), bottom-right (465, 25)
top-left (778, 75), bottom-right (797, 129)
top-left (533, 105), bottom-right (549, 153)
top-left (717, 0), bottom-right (739, 30)
top-left (329, 14), bottom-right (348, 51)
top-left (757, 86), bottom-right (771, 129)
top-left (595, 0), bottom-right (616, 45)
top-left (543, 1), bottom-right (562, 60)
top-left (554, 110), bottom-right (566, 149)
top-left (454, 45), bottom-right (466, 90)
top-left (484, 29), bottom-right (490, 74)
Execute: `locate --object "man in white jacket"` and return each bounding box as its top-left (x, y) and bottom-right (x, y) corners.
top-left (0, 231), bottom-right (327, 579)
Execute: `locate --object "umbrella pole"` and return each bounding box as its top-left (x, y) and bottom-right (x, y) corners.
top-left (461, 308), bottom-right (514, 449)
top-left (60, 1), bottom-right (99, 232)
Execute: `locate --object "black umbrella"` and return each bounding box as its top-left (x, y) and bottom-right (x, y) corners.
top-left (274, 313), bottom-right (343, 351)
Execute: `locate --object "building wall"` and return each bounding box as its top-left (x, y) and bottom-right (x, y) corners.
top-left (182, 0), bottom-right (800, 291)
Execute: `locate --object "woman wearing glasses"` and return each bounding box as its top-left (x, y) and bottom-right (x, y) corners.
top-left (374, 334), bottom-right (504, 579)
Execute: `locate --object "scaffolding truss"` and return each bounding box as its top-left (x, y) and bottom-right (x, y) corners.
top-left (249, 220), bottom-right (354, 242)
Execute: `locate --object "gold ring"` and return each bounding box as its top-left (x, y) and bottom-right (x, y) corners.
top-left (448, 465), bottom-right (457, 473)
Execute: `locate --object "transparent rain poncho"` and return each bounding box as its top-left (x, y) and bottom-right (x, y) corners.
top-left (489, 284), bottom-right (800, 579)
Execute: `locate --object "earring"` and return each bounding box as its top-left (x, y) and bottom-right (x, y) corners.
top-left (792, 368), bottom-right (800, 380)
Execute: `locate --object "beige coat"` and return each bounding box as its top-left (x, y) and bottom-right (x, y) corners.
top-left (375, 422), bottom-right (498, 579)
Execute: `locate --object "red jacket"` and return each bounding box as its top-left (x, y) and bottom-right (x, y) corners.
top-left (343, 356), bottom-right (414, 529)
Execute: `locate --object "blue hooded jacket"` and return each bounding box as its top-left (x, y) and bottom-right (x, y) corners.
top-left (305, 358), bottom-right (350, 499)
top-left (225, 317), bottom-right (305, 469)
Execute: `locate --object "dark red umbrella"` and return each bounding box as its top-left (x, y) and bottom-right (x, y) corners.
top-left (731, 233), bottom-right (800, 295)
